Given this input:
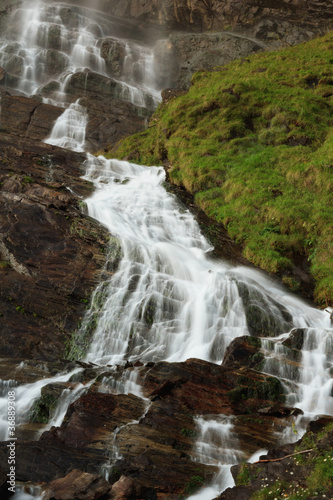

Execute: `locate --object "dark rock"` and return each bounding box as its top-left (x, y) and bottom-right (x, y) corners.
top-left (236, 278), bottom-right (293, 337)
top-left (282, 328), bottom-right (306, 350)
top-left (100, 38), bottom-right (126, 77)
top-left (81, 94), bottom-right (148, 153)
top-left (0, 466), bottom-right (10, 500)
top-left (110, 475), bottom-right (156, 500)
top-left (0, 139), bottom-right (112, 361)
top-left (0, 95), bottom-right (63, 142)
top-left (222, 336), bottom-right (264, 370)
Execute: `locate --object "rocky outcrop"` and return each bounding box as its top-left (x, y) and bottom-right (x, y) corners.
top-left (154, 22), bottom-right (322, 88)
top-left (0, 93), bottom-right (147, 153)
top-left (0, 137), bottom-right (113, 361)
top-left (0, 339), bottom-right (304, 497)
top-left (43, 469), bottom-right (111, 500)
top-left (0, 95), bottom-right (64, 142)
top-left (154, 32), bottom-right (265, 89)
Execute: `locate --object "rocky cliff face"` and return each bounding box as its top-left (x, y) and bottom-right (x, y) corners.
top-left (92, 0), bottom-right (333, 32)
top-left (0, 131), bottom-right (113, 361)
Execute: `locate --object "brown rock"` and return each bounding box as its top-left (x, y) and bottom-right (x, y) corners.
top-left (0, 139), bottom-right (111, 361)
top-left (43, 469), bottom-right (111, 500)
top-left (110, 475), bottom-right (141, 500)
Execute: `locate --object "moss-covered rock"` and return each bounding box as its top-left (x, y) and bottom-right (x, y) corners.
top-left (29, 383), bottom-right (65, 424)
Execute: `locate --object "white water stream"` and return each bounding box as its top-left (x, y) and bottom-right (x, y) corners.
top-left (0, 1), bottom-right (333, 499)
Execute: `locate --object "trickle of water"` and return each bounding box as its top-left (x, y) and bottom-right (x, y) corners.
top-left (102, 396), bottom-right (152, 481)
top-left (46, 379), bottom-right (94, 431)
top-left (188, 416), bottom-right (246, 500)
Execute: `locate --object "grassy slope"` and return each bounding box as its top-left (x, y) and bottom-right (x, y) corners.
top-left (109, 32), bottom-right (333, 305)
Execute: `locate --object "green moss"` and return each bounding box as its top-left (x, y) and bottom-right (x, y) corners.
top-left (307, 450), bottom-right (333, 493)
top-left (22, 176), bottom-right (33, 185)
top-left (29, 393), bottom-right (58, 424)
top-left (229, 375), bottom-right (285, 406)
top-left (180, 428), bottom-right (197, 438)
top-left (111, 32), bottom-right (333, 305)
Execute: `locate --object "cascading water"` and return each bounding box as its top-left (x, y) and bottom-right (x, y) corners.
top-left (44, 99), bottom-right (87, 151)
top-left (1, 2), bottom-right (333, 499)
top-left (0, 0), bottom-right (161, 108)
top-left (187, 416), bottom-right (246, 500)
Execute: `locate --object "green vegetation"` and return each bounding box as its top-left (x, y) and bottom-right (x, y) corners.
top-left (29, 392), bottom-right (58, 424)
top-left (111, 32), bottom-right (333, 304)
top-left (184, 475), bottom-right (205, 495)
top-left (236, 463), bottom-right (253, 486)
top-left (64, 328), bottom-right (90, 360)
top-left (180, 428), bottom-right (197, 438)
top-left (245, 421), bottom-right (333, 499)
top-left (22, 176), bottom-right (33, 185)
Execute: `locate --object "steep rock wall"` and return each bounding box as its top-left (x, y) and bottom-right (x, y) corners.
top-left (95, 0), bottom-right (333, 32)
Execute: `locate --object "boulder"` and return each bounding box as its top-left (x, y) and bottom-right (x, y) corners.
top-left (218, 417), bottom-right (333, 500)
top-left (43, 469), bottom-right (111, 500)
top-left (235, 278), bottom-right (293, 337)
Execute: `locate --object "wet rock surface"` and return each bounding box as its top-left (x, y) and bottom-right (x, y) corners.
top-left (79, 0), bottom-right (333, 34)
top-left (0, 92), bottom-right (147, 154)
top-left (0, 340), bottom-right (306, 497)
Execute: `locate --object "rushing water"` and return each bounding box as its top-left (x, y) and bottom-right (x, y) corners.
top-left (0, 1), bottom-right (333, 499)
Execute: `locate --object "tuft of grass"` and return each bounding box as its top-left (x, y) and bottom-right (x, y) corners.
top-left (110, 32), bottom-right (333, 305)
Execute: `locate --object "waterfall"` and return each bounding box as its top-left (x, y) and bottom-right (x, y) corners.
top-left (81, 154), bottom-right (249, 365)
top-left (0, 367), bottom-right (82, 441)
top-left (1, 2), bottom-right (333, 499)
top-left (0, 0), bottom-right (161, 107)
